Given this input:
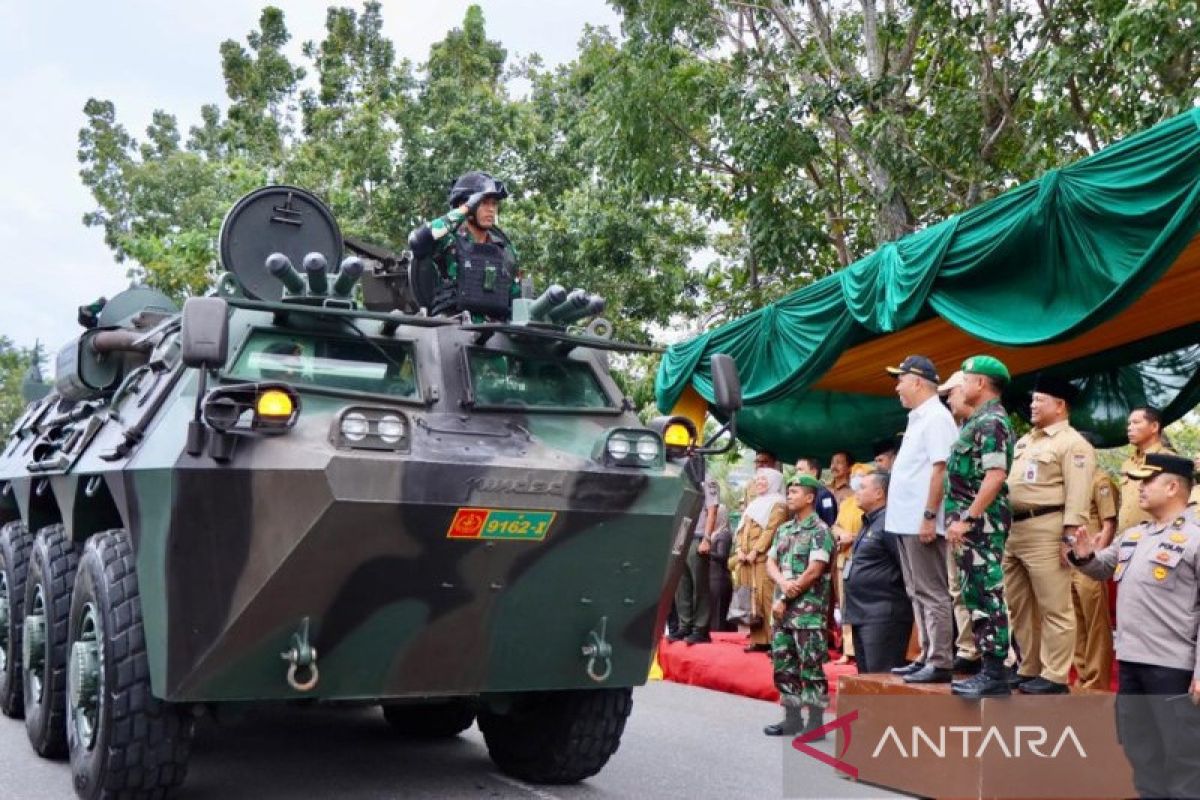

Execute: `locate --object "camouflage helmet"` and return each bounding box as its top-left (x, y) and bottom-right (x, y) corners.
top-left (448, 171), bottom-right (509, 209)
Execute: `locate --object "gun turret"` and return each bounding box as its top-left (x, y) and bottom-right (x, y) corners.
top-left (332, 257), bottom-right (364, 298)
top-left (303, 252), bottom-right (329, 295)
top-left (266, 253), bottom-right (306, 295)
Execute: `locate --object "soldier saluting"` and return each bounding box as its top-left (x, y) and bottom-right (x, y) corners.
top-left (1067, 452), bottom-right (1200, 800)
top-left (408, 171), bottom-right (520, 319)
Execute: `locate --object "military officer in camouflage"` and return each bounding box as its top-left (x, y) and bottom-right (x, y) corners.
top-left (1067, 453), bottom-right (1200, 800)
top-left (408, 170), bottom-right (521, 319)
top-left (943, 356), bottom-right (1017, 698)
top-left (763, 474), bottom-right (836, 739)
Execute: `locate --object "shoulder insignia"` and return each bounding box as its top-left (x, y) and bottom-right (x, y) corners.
top-left (1072, 454), bottom-right (1086, 468)
top-left (1128, 531), bottom-right (1142, 541)
top-left (1153, 566), bottom-right (1169, 581)
top-left (1099, 486), bottom-right (1109, 496)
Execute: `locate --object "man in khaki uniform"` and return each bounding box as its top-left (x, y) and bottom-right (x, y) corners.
top-left (1119, 406), bottom-right (1173, 533)
top-left (1004, 374), bottom-right (1096, 694)
top-left (1071, 463), bottom-right (1116, 689)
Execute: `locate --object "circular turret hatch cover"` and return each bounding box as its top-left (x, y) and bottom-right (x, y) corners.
top-left (219, 185), bottom-right (343, 301)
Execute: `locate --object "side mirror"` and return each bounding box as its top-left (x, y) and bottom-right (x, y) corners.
top-left (181, 297), bottom-right (230, 369)
top-left (710, 353), bottom-right (742, 414)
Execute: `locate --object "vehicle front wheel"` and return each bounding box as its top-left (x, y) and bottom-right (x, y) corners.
top-left (479, 688), bottom-right (632, 784)
top-left (382, 700), bottom-right (476, 738)
top-left (23, 524), bottom-right (78, 758)
top-left (0, 521), bottom-right (33, 718)
top-left (67, 529), bottom-right (193, 800)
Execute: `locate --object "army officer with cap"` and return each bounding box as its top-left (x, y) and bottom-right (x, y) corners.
top-left (1004, 374), bottom-right (1096, 694)
top-left (1067, 452), bottom-right (1200, 800)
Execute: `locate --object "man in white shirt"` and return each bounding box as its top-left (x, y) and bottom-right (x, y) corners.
top-left (883, 355), bottom-right (959, 683)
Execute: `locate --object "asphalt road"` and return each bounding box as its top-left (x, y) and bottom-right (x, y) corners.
top-left (0, 681), bottom-right (913, 800)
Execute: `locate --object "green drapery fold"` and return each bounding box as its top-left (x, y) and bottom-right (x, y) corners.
top-left (656, 109), bottom-right (1200, 460)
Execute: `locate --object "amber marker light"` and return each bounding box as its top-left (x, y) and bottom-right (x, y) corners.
top-left (256, 389), bottom-right (294, 419)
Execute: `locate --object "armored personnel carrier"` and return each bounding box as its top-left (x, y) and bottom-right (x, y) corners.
top-left (0, 186), bottom-right (740, 798)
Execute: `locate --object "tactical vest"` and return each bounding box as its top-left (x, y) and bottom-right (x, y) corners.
top-left (445, 228), bottom-right (516, 318)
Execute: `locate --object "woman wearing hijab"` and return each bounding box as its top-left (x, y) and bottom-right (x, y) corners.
top-left (729, 468), bottom-right (788, 652)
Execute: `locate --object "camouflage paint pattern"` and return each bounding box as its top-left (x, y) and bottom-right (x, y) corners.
top-left (944, 397), bottom-right (1015, 660)
top-left (771, 628), bottom-right (828, 709)
top-left (0, 296), bottom-right (699, 705)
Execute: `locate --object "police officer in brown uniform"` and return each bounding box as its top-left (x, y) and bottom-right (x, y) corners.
top-left (1067, 453), bottom-right (1200, 800)
top-left (1004, 374), bottom-right (1096, 694)
top-left (1071, 459), bottom-right (1117, 690)
top-left (1119, 406), bottom-right (1174, 534)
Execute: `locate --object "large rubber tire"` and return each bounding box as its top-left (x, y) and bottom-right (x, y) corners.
top-left (382, 700), bottom-right (476, 738)
top-left (479, 688), bottom-right (632, 784)
top-left (68, 529), bottom-right (193, 800)
top-left (23, 523), bottom-right (79, 758)
top-left (0, 521), bottom-right (33, 718)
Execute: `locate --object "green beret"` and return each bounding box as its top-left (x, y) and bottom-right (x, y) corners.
top-left (961, 355), bottom-right (1010, 382)
top-left (788, 474), bottom-right (823, 491)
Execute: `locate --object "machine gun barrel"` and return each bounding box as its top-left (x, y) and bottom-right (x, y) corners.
top-left (528, 284), bottom-right (567, 322)
top-left (266, 253), bottom-right (306, 295)
top-left (89, 329), bottom-right (154, 355)
top-left (332, 257), bottom-right (364, 297)
top-left (303, 252), bottom-right (329, 295)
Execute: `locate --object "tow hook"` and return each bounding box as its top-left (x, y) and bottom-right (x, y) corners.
top-left (581, 616), bottom-right (613, 683)
top-left (281, 617), bottom-right (319, 692)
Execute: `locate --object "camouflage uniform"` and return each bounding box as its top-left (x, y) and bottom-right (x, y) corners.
top-left (769, 512), bottom-right (835, 708)
top-left (420, 207), bottom-right (521, 297)
top-left (943, 398), bottom-right (1016, 660)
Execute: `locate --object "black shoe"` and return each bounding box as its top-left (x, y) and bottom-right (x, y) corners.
top-left (952, 661), bottom-right (1012, 699)
top-left (667, 627), bottom-right (691, 643)
top-left (952, 656), bottom-right (982, 674)
top-left (764, 706), bottom-right (803, 736)
top-left (744, 643), bottom-right (770, 653)
top-left (684, 630), bottom-right (711, 646)
top-left (1018, 677), bottom-right (1069, 695)
top-left (903, 665), bottom-right (953, 684)
top-left (1007, 671), bottom-right (1035, 688)
top-left (890, 661), bottom-right (925, 676)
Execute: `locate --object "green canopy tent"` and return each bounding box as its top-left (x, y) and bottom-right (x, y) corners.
top-left (656, 109), bottom-right (1200, 462)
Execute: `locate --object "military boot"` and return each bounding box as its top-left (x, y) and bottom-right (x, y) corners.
top-left (800, 706), bottom-right (826, 740)
top-left (951, 656), bottom-right (1011, 699)
top-left (763, 705), bottom-right (803, 736)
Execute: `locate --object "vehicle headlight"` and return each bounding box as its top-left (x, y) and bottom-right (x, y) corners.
top-left (607, 435), bottom-right (631, 460)
top-left (377, 414), bottom-right (405, 444)
top-left (636, 435), bottom-right (659, 462)
top-left (340, 412), bottom-right (369, 442)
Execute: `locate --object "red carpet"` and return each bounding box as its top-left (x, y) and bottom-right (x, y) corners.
top-left (657, 632), bottom-right (857, 703)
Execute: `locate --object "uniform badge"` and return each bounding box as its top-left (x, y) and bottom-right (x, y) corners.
top-left (1099, 485), bottom-right (1109, 496)
top-left (1169, 533), bottom-right (1187, 544)
top-left (1072, 454), bottom-right (1086, 468)
top-left (1156, 551), bottom-right (1172, 563)
top-left (1114, 564), bottom-right (1125, 579)
top-left (1172, 517), bottom-right (1185, 528)
top-left (1023, 461), bottom-right (1038, 482)
top-left (1153, 566), bottom-right (1169, 581)
top-left (1128, 532), bottom-right (1142, 541)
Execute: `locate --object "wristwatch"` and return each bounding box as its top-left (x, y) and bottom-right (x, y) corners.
top-left (922, 509), bottom-right (937, 521)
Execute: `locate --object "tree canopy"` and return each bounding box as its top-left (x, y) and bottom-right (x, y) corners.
top-left (78, 1), bottom-right (1199, 336)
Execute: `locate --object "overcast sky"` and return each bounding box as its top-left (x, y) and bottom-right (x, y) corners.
top-left (0, 0), bottom-right (618, 358)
